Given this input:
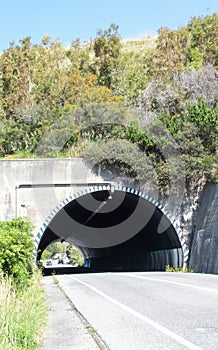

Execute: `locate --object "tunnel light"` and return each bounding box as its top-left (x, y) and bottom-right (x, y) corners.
top-left (108, 184), bottom-right (114, 199)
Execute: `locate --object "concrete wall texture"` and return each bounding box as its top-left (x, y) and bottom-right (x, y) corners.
top-left (189, 183), bottom-right (218, 274)
top-left (0, 158), bottom-right (217, 273)
top-left (0, 158), bottom-right (104, 236)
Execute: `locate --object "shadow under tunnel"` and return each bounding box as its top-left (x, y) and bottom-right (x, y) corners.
top-left (37, 189), bottom-right (183, 272)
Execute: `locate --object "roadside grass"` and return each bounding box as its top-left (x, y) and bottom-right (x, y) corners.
top-left (0, 268), bottom-right (48, 350)
top-left (165, 265), bottom-right (195, 273)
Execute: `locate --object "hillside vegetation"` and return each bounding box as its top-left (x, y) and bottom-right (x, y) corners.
top-left (0, 15), bottom-right (217, 191)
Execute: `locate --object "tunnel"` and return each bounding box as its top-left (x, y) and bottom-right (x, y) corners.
top-left (35, 186), bottom-right (185, 271)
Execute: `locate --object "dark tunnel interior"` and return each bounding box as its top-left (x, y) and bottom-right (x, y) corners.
top-left (37, 190), bottom-right (183, 271)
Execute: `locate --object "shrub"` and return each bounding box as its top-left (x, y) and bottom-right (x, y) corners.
top-left (165, 264), bottom-right (195, 273)
top-left (0, 217), bottom-right (35, 290)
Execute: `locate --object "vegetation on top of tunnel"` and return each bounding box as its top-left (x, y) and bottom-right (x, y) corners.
top-left (0, 14), bottom-right (217, 191)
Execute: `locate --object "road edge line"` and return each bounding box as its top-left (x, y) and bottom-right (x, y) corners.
top-left (56, 276), bottom-right (110, 350)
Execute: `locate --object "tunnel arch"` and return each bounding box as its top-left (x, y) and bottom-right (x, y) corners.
top-left (34, 185), bottom-right (189, 271)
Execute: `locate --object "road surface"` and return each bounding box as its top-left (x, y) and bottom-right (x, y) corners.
top-left (57, 272), bottom-right (218, 350)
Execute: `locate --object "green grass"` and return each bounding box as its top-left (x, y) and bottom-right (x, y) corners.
top-left (165, 265), bottom-right (195, 273)
top-left (2, 150), bottom-right (35, 159)
top-left (0, 269), bottom-right (48, 350)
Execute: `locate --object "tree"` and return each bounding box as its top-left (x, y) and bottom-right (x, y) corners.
top-left (186, 13), bottom-right (218, 68)
top-left (143, 14), bottom-right (218, 78)
top-left (112, 53), bottom-right (149, 104)
top-left (91, 23), bottom-right (121, 88)
top-left (0, 38), bottom-right (34, 116)
top-left (66, 38), bottom-right (91, 72)
top-left (0, 36), bottom-right (71, 156)
top-left (66, 244), bottom-right (84, 266)
top-left (41, 242), bottom-right (64, 260)
top-left (149, 27), bottom-right (187, 78)
top-left (62, 71), bottom-right (123, 110)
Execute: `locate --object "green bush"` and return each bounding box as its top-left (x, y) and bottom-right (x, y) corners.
top-left (0, 217), bottom-right (35, 290)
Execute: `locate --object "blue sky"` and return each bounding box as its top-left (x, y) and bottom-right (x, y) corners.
top-left (1, 0), bottom-right (217, 51)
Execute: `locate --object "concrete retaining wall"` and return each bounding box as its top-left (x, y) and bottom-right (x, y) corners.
top-left (189, 183), bottom-right (218, 274)
top-left (1, 159), bottom-right (217, 274)
top-left (0, 158), bottom-right (104, 236)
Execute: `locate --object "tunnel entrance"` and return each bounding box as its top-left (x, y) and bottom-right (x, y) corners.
top-left (35, 186), bottom-right (186, 271)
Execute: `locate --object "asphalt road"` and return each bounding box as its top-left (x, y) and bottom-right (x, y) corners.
top-left (57, 272), bottom-right (218, 350)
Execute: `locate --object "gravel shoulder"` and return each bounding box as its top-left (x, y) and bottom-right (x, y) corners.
top-left (41, 276), bottom-right (103, 350)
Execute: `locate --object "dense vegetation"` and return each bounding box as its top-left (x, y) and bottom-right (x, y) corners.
top-left (0, 14), bottom-right (217, 191)
top-left (0, 218), bottom-right (47, 350)
top-left (0, 218), bottom-right (34, 290)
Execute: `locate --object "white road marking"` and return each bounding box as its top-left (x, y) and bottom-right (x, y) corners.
top-left (69, 276), bottom-right (203, 350)
top-left (115, 273), bottom-right (218, 294)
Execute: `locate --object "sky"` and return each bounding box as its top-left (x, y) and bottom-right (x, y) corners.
top-left (0, 0), bottom-right (218, 51)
